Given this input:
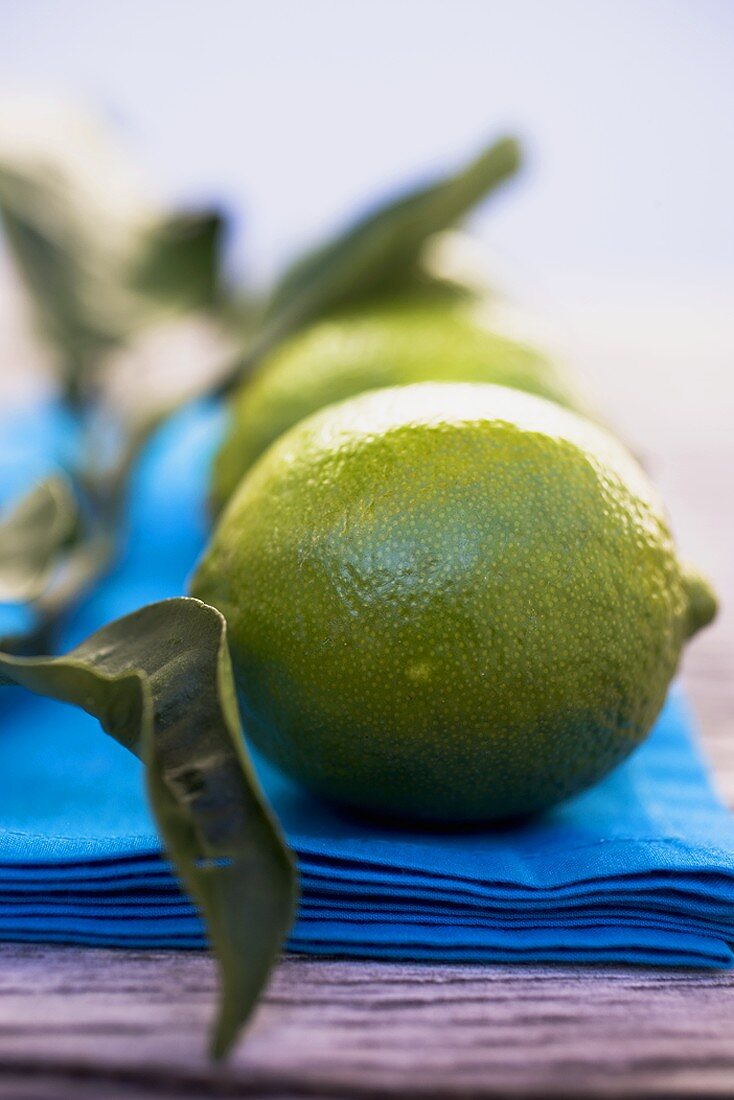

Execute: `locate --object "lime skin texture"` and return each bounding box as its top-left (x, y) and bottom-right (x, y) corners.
top-left (211, 297), bottom-right (585, 514)
top-left (193, 382), bottom-right (716, 825)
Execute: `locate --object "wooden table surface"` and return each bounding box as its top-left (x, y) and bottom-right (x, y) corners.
top-left (0, 306), bottom-right (732, 1098)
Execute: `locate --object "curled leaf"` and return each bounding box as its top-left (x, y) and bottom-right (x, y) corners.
top-left (0, 476), bottom-right (79, 603)
top-left (0, 597), bottom-right (297, 1058)
top-left (260, 134), bottom-right (521, 349)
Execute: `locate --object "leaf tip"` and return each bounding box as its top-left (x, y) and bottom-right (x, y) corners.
top-left (208, 1011), bottom-right (241, 1063)
top-left (489, 134), bottom-right (523, 177)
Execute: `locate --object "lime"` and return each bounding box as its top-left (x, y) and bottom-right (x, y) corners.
top-left (192, 383), bottom-right (716, 823)
top-left (211, 297), bottom-right (586, 513)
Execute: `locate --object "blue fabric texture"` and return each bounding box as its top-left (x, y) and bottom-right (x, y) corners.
top-left (1, 400), bottom-right (733, 965)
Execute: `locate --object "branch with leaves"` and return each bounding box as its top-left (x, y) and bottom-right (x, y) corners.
top-left (0, 100), bottom-right (522, 1057)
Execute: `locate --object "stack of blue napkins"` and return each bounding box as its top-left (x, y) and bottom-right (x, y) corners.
top-left (2, 400), bottom-right (734, 966)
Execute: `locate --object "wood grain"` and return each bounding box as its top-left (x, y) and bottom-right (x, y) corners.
top-left (5, 949), bottom-right (734, 1099)
top-left (0, 334), bottom-right (733, 1097)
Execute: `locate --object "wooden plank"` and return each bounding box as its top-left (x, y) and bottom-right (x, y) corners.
top-left (4, 950), bottom-right (734, 1098)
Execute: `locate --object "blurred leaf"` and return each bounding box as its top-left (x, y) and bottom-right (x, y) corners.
top-left (0, 476), bottom-right (79, 603)
top-left (0, 99), bottom-right (227, 402)
top-left (0, 101), bottom-right (151, 396)
top-left (261, 135), bottom-right (521, 348)
top-left (131, 209), bottom-right (225, 314)
top-left (13, 530), bottom-right (117, 657)
top-left (0, 597), bottom-right (298, 1059)
top-left (0, 166), bottom-right (123, 395)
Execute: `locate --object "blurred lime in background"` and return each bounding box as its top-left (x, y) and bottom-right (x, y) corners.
top-left (212, 294), bottom-right (586, 512)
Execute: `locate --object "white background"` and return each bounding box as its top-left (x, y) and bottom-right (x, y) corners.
top-left (0, 0), bottom-right (732, 450)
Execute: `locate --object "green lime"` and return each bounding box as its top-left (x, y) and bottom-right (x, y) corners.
top-left (211, 296), bottom-right (587, 513)
top-left (192, 382), bottom-right (716, 823)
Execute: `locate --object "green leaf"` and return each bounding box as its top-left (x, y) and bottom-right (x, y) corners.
top-left (130, 209), bottom-right (225, 314)
top-left (0, 597), bottom-right (298, 1059)
top-left (262, 135), bottom-right (521, 347)
top-left (0, 165), bottom-right (122, 395)
top-left (0, 100), bottom-right (227, 402)
top-left (0, 476), bottom-right (79, 603)
top-left (0, 104), bottom-right (149, 396)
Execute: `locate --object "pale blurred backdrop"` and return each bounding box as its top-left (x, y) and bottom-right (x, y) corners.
top-left (0, 0), bottom-right (732, 747)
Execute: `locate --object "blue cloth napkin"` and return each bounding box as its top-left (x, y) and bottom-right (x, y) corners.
top-left (2, 399), bottom-right (734, 966)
